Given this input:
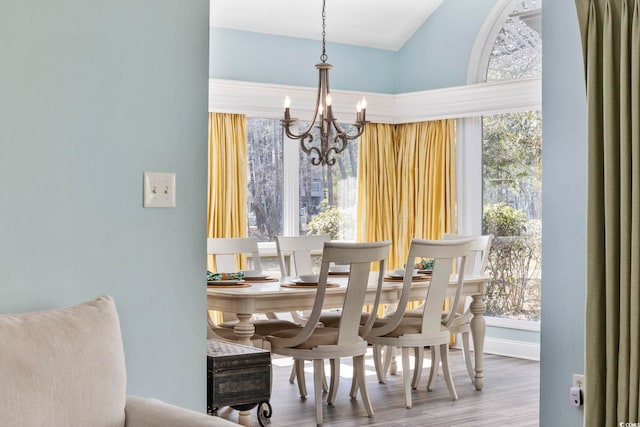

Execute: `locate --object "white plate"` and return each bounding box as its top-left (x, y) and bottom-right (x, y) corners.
top-left (329, 265), bottom-right (350, 273)
top-left (242, 275), bottom-right (269, 280)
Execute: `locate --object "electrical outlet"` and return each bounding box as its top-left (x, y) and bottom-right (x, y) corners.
top-left (573, 374), bottom-right (584, 389)
top-left (571, 374), bottom-right (585, 407)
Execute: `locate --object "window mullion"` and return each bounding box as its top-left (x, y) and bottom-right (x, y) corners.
top-left (283, 121), bottom-right (300, 236)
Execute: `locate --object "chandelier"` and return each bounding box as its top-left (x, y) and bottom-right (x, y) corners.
top-left (281, 0), bottom-right (368, 166)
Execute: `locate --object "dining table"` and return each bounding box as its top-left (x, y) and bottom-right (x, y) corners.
top-left (206, 272), bottom-right (490, 391)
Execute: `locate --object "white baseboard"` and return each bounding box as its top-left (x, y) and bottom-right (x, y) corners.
top-left (453, 336), bottom-right (540, 361)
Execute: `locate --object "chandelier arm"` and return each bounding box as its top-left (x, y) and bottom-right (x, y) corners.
top-left (298, 133), bottom-right (315, 155)
top-left (309, 146), bottom-right (324, 166)
top-left (331, 133), bottom-right (348, 155)
top-left (330, 119), bottom-right (366, 141)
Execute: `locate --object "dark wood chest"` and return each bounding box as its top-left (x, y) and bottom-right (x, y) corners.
top-left (206, 339), bottom-right (272, 414)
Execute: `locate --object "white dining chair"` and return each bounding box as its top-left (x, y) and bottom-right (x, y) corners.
top-left (380, 234), bottom-right (494, 390)
top-left (206, 237), bottom-right (300, 345)
top-left (207, 236), bottom-right (263, 273)
top-left (267, 240), bottom-right (391, 426)
top-left (276, 234), bottom-right (330, 279)
top-left (275, 234), bottom-right (331, 395)
top-left (418, 234), bottom-right (493, 389)
top-left (359, 238), bottom-right (473, 409)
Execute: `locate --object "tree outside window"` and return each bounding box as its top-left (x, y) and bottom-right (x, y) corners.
top-left (246, 118), bottom-right (358, 242)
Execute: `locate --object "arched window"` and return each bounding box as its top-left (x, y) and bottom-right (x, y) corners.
top-left (462, 0), bottom-right (542, 324)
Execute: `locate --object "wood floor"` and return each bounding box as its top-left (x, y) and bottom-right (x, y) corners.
top-left (217, 348), bottom-right (540, 427)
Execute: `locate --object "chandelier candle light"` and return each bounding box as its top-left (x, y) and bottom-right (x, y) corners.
top-left (281, 0), bottom-right (368, 166)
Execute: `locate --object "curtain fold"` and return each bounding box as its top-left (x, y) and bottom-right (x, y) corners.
top-left (396, 120), bottom-right (457, 263)
top-left (575, 0), bottom-right (640, 424)
top-left (357, 120), bottom-right (456, 270)
top-left (207, 112), bottom-right (248, 271)
top-left (357, 123), bottom-right (400, 267)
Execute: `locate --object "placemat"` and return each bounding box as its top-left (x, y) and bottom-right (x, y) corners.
top-left (207, 283), bottom-right (252, 288)
top-left (243, 277), bottom-right (279, 283)
top-left (328, 271), bottom-right (349, 276)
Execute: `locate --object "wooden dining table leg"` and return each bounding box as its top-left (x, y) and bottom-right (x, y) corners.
top-left (469, 294), bottom-right (486, 391)
top-left (233, 313), bottom-right (255, 346)
top-left (231, 313), bottom-right (257, 427)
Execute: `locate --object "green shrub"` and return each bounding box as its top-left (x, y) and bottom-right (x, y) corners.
top-left (308, 206), bottom-right (341, 239)
top-left (307, 205), bottom-right (355, 240)
top-left (482, 203), bottom-right (527, 236)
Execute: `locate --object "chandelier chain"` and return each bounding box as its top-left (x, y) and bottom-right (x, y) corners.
top-left (281, 0), bottom-right (367, 166)
top-left (320, 0), bottom-right (327, 62)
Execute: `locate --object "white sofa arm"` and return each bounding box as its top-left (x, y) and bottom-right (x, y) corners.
top-left (125, 395), bottom-right (240, 427)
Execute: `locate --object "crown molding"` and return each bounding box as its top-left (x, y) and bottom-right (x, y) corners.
top-left (209, 79), bottom-right (396, 124)
top-left (209, 77), bottom-right (541, 124)
top-left (393, 78), bottom-right (541, 123)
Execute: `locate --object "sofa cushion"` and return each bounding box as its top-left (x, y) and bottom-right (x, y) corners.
top-left (0, 295), bottom-right (126, 427)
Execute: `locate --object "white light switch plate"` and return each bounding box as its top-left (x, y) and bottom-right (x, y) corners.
top-left (143, 172), bottom-right (176, 208)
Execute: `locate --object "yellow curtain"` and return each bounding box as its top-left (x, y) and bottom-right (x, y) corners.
top-left (207, 113), bottom-right (248, 325)
top-left (395, 120), bottom-right (456, 263)
top-left (396, 120), bottom-right (456, 313)
top-left (207, 112), bottom-right (248, 271)
top-left (357, 119), bottom-right (456, 314)
top-left (357, 119), bottom-right (456, 269)
top-left (357, 123), bottom-right (399, 267)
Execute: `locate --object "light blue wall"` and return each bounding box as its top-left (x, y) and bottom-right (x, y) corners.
top-left (540, 0), bottom-right (586, 426)
top-left (210, 1), bottom-right (497, 94)
top-left (0, 0), bottom-right (210, 411)
top-left (396, 0), bottom-right (497, 91)
top-left (210, 28), bottom-right (397, 93)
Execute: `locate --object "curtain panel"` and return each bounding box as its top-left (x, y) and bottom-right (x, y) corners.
top-left (357, 123), bottom-right (400, 267)
top-left (575, 0), bottom-right (640, 425)
top-left (207, 112), bottom-right (248, 271)
top-left (357, 119), bottom-right (456, 270)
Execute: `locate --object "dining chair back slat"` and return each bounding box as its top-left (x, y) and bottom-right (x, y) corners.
top-left (207, 237), bottom-right (262, 273)
top-left (275, 234), bottom-right (330, 277)
top-left (443, 233), bottom-right (493, 275)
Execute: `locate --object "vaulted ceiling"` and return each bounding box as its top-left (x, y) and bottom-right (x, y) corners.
top-left (209, 0), bottom-right (444, 51)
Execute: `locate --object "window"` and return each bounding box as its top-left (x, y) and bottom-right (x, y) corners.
top-left (482, 111), bottom-right (541, 320)
top-left (246, 118), bottom-right (358, 242)
top-left (246, 118), bottom-right (284, 241)
top-left (480, 0), bottom-right (542, 321)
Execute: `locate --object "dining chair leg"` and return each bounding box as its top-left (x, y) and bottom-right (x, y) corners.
top-left (426, 345), bottom-right (440, 391)
top-left (322, 363), bottom-right (329, 392)
top-left (461, 331), bottom-right (475, 383)
top-left (295, 359), bottom-right (308, 398)
top-left (411, 346), bottom-right (424, 389)
top-left (313, 359), bottom-right (324, 426)
top-left (354, 355), bottom-right (374, 417)
top-left (383, 345), bottom-right (394, 376)
top-left (349, 369), bottom-right (359, 399)
top-left (401, 347), bottom-right (413, 408)
top-left (327, 358), bottom-right (340, 405)
top-left (373, 344), bottom-right (386, 383)
top-left (439, 344), bottom-right (458, 401)
top-left (289, 361), bottom-right (329, 394)
top-left (289, 364), bottom-right (297, 384)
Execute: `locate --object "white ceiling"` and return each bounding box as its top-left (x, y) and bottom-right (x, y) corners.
top-left (210, 0), bottom-right (444, 51)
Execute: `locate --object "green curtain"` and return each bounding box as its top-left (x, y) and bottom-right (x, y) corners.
top-left (575, 0), bottom-right (640, 425)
